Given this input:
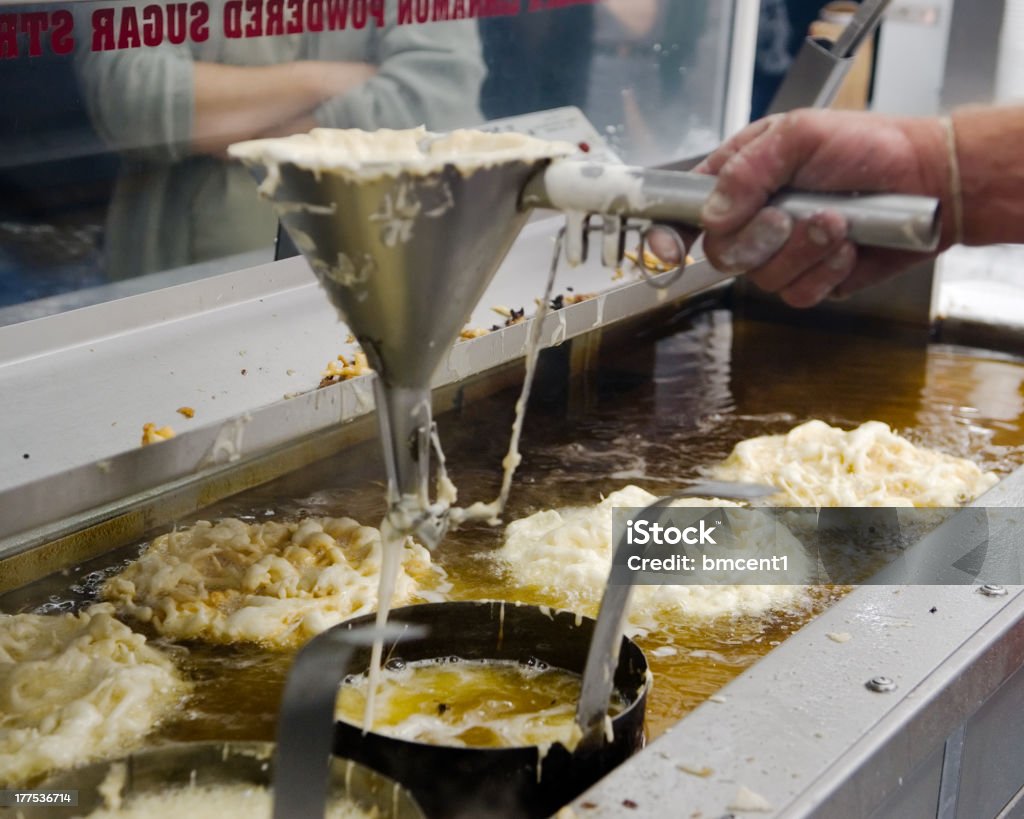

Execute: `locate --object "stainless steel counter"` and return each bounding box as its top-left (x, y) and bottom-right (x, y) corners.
top-left (0, 214), bottom-right (731, 574)
top-left (568, 472), bottom-right (1024, 819)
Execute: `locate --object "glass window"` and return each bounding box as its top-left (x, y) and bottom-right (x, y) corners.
top-left (0, 0), bottom-right (738, 324)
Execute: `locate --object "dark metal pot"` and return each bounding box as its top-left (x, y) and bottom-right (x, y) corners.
top-left (333, 601), bottom-right (650, 819)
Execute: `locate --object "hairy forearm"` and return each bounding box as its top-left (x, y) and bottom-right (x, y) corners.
top-left (191, 61), bottom-right (374, 154)
top-left (952, 106), bottom-right (1024, 246)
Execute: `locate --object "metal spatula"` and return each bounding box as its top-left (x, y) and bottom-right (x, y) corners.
top-left (574, 480), bottom-right (777, 747)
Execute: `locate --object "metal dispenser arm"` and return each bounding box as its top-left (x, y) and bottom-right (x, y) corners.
top-left (832, 0), bottom-right (891, 57)
top-left (522, 161), bottom-right (941, 254)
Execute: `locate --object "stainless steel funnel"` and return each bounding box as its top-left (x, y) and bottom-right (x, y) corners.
top-left (230, 137), bottom-right (568, 546)
top-left (271, 162), bottom-right (541, 386)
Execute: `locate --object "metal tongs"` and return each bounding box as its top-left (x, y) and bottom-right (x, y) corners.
top-left (574, 480), bottom-right (777, 747)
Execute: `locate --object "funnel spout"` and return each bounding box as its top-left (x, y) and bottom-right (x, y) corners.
top-left (373, 379), bottom-right (448, 549)
top-left (374, 380), bottom-right (430, 501)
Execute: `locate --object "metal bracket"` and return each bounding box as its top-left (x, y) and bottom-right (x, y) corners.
top-left (768, 0), bottom-right (893, 114)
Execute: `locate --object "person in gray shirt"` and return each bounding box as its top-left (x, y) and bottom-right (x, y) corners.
top-left (75, 1), bottom-right (485, 279)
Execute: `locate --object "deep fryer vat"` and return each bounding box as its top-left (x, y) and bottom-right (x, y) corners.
top-left (3, 303), bottom-right (1024, 818)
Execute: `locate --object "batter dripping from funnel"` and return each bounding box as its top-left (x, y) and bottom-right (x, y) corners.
top-left (362, 225), bottom-right (568, 728)
top-left (229, 127), bottom-right (576, 729)
top-left (363, 222), bottom-right (568, 729)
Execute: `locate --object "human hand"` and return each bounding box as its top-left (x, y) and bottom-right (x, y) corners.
top-left (653, 109), bottom-right (954, 307)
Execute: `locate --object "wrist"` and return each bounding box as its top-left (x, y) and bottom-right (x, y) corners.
top-left (941, 116), bottom-right (964, 248)
top-left (900, 115), bottom-right (960, 252)
top-left (951, 105), bottom-right (1024, 246)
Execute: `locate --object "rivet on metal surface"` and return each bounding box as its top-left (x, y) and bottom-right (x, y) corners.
top-left (979, 584), bottom-right (1008, 597)
top-left (865, 676), bottom-right (897, 693)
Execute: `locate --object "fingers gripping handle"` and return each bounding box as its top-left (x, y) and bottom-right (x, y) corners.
top-left (521, 161), bottom-right (941, 256)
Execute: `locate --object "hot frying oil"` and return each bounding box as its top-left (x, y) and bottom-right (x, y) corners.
top-left (10, 312), bottom-right (1024, 747)
top-left (336, 659), bottom-right (618, 748)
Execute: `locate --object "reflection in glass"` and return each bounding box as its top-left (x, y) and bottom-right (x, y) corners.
top-left (74, 0), bottom-right (485, 279)
top-left (480, 4), bottom-right (595, 119)
top-left (0, 6), bottom-right (116, 309)
top-left (480, 1), bottom-right (718, 166)
top-left (587, 0), bottom-right (706, 164)
top-left (0, 1), bottom-right (738, 319)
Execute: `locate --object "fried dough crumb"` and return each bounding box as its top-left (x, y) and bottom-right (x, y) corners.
top-left (319, 352), bottom-right (373, 387)
top-left (677, 763), bottom-right (714, 778)
top-left (617, 250), bottom-right (694, 278)
top-left (141, 423), bottom-right (175, 446)
top-left (459, 327), bottom-right (490, 341)
top-left (490, 306), bottom-right (526, 327)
